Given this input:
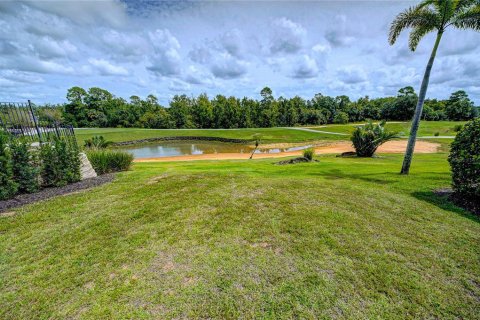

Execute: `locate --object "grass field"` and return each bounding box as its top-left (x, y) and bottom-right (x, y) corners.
top-left (75, 127), bottom-right (337, 145)
top-left (74, 121), bottom-right (465, 146)
top-left (1, 154), bottom-right (479, 319)
top-left (306, 121), bottom-right (466, 137)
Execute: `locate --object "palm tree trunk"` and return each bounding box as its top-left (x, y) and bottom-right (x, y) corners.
top-left (400, 31), bottom-right (443, 174)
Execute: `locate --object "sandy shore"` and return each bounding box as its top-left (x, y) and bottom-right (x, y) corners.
top-left (134, 140), bottom-right (439, 162)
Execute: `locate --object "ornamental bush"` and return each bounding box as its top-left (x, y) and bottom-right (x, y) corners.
top-left (448, 118), bottom-right (480, 214)
top-left (0, 132), bottom-right (18, 200)
top-left (87, 149), bottom-right (133, 175)
top-left (302, 148), bottom-right (315, 161)
top-left (40, 138), bottom-right (81, 187)
top-left (351, 120), bottom-right (398, 157)
top-left (83, 135), bottom-right (113, 149)
top-left (10, 139), bottom-right (39, 193)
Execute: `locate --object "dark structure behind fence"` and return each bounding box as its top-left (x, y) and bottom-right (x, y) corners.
top-left (0, 101), bottom-right (76, 143)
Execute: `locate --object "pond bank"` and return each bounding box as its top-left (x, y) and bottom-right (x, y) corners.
top-left (134, 140), bottom-right (440, 162)
top-left (113, 136), bottom-right (252, 147)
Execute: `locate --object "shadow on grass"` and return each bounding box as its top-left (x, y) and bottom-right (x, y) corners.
top-left (318, 169), bottom-right (396, 185)
top-left (412, 191), bottom-right (480, 223)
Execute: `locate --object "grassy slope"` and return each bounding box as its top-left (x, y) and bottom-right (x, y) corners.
top-left (307, 121), bottom-right (466, 137)
top-left (75, 127), bottom-right (342, 145)
top-left (1, 154), bottom-right (479, 319)
top-left (74, 122), bottom-right (464, 150)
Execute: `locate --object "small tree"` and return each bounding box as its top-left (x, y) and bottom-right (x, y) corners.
top-left (0, 132), bottom-right (18, 200)
top-left (302, 148), bottom-right (315, 161)
top-left (249, 134), bottom-right (262, 159)
top-left (40, 137), bottom-right (81, 187)
top-left (448, 118), bottom-right (480, 213)
top-left (445, 90), bottom-right (477, 121)
top-left (83, 135), bottom-right (113, 149)
top-left (10, 139), bottom-right (39, 193)
top-left (351, 121), bottom-right (399, 157)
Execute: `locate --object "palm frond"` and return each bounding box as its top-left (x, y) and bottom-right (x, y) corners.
top-left (389, 6), bottom-right (439, 45)
top-left (416, 0), bottom-right (438, 10)
top-left (453, 5), bottom-right (480, 30)
top-left (408, 25), bottom-right (437, 50)
top-left (453, 0), bottom-right (478, 13)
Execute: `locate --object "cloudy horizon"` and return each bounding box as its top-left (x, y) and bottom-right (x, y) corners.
top-left (1, 0), bottom-right (479, 105)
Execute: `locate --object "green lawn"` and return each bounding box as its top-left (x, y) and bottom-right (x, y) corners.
top-left (74, 127), bottom-right (339, 145)
top-left (74, 122), bottom-right (464, 149)
top-left (1, 154), bottom-right (479, 319)
top-left (307, 121), bottom-right (466, 137)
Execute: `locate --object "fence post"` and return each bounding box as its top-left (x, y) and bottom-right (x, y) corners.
top-left (53, 121), bottom-right (61, 138)
top-left (28, 100), bottom-right (43, 143)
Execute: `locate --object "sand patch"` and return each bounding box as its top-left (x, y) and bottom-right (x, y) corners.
top-left (135, 140), bottom-right (439, 162)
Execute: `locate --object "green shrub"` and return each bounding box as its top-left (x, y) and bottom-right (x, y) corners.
top-left (40, 138), bottom-right (81, 187)
top-left (448, 118), bottom-right (480, 214)
top-left (333, 112), bottom-right (349, 124)
top-left (0, 132), bottom-right (18, 200)
top-left (351, 120), bottom-right (398, 157)
top-left (10, 139), bottom-right (39, 193)
top-left (434, 132), bottom-right (440, 136)
top-left (84, 135), bottom-right (113, 149)
top-left (302, 148), bottom-right (315, 161)
top-left (87, 150), bottom-right (133, 174)
top-left (453, 124), bottom-right (463, 132)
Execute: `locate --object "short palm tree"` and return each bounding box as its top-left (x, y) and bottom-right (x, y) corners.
top-left (389, 0), bottom-right (480, 174)
top-left (83, 135), bottom-right (113, 149)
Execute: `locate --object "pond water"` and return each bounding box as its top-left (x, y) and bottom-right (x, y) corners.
top-left (119, 141), bottom-right (311, 158)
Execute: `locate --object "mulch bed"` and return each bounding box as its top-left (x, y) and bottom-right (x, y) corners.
top-left (276, 157), bottom-right (318, 165)
top-left (0, 174), bottom-right (115, 213)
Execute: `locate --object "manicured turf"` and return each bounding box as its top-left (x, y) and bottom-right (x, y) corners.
top-left (74, 122), bottom-right (464, 150)
top-left (74, 127), bottom-right (339, 145)
top-left (307, 121), bottom-right (466, 137)
top-left (1, 154), bottom-right (479, 319)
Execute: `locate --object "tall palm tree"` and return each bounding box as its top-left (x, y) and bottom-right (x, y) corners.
top-left (389, 0), bottom-right (480, 174)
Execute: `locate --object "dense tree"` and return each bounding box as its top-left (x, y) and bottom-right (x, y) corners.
top-left (57, 86), bottom-right (477, 130)
top-left (389, 0), bottom-right (480, 174)
top-left (382, 87), bottom-right (418, 120)
top-left (169, 95), bottom-right (194, 128)
top-left (445, 90), bottom-right (477, 121)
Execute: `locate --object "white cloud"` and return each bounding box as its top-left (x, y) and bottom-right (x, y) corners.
top-left (337, 65), bottom-right (367, 84)
top-left (325, 15), bottom-right (355, 47)
top-left (169, 79), bottom-right (191, 92)
top-left (88, 58), bottom-right (129, 76)
top-left (183, 65), bottom-right (214, 85)
top-left (29, 38), bottom-right (77, 59)
top-left (0, 56), bottom-right (75, 74)
top-left (0, 1), bottom-right (478, 104)
top-left (22, 0), bottom-right (127, 27)
top-left (210, 53), bottom-right (248, 79)
top-left (0, 70), bottom-right (44, 84)
top-left (290, 55), bottom-right (319, 79)
top-left (189, 45), bottom-right (212, 64)
top-left (220, 29), bottom-right (245, 58)
top-left (147, 29), bottom-right (182, 76)
top-left (270, 17), bottom-right (306, 54)
top-left (101, 30), bottom-right (149, 59)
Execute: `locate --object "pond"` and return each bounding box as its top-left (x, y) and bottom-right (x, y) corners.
top-left (119, 141), bottom-right (311, 159)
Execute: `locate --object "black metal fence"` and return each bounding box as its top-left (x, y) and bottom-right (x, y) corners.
top-left (0, 101), bottom-right (76, 143)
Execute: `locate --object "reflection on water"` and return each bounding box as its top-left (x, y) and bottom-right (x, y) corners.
top-left (120, 141), bottom-right (311, 158)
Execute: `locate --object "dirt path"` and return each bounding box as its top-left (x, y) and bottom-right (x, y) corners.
top-left (134, 140), bottom-right (440, 162)
top-left (285, 127), bottom-right (349, 135)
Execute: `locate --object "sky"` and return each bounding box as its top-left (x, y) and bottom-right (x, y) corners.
top-left (0, 0), bottom-right (479, 105)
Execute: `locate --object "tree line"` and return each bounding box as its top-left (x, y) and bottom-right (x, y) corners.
top-left (37, 86), bottom-right (478, 129)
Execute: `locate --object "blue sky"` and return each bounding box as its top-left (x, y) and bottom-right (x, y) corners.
top-left (1, 0), bottom-right (479, 105)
